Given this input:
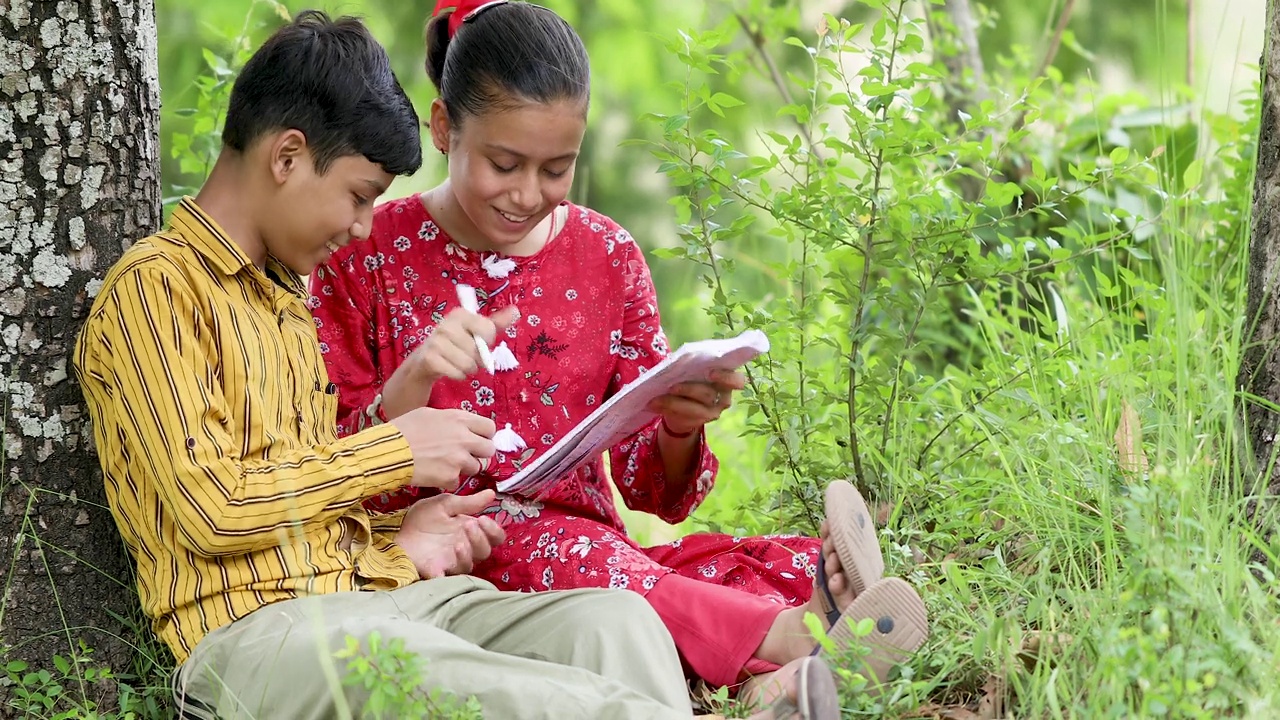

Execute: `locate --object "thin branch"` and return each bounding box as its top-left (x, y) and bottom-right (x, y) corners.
top-left (880, 288), bottom-right (931, 460)
top-left (914, 319), bottom-right (1105, 469)
top-left (939, 0), bottom-right (989, 106)
top-left (673, 146), bottom-right (1128, 256)
top-left (734, 12), bottom-right (825, 163)
top-left (1012, 0), bottom-right (1079, 132)
top-left (1034, 0), bottom-right (1079, 80)
top-left (935, 213), bottom-right (1163, 289)
top-left (1187, 0), bottom-right (1196, 87)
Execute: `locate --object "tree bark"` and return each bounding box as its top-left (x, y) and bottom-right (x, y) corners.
top-left (0, 0), bottom-right (161, 704)
top-left (1242, 0), bottom-right (1280, 531)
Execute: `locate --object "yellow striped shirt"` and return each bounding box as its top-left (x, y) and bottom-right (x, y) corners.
top-left (73, 198), bottom-right (419, 663)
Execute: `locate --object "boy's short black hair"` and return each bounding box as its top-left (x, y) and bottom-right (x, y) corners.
top-left (223, 10), bottom-right (422, 176)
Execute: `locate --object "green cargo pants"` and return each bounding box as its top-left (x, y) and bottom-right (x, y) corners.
top-left (172, 575), bottom-right (694, 719)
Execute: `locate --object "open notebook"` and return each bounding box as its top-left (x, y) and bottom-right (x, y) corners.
top-left (495, 329), bottom-right (770, 497)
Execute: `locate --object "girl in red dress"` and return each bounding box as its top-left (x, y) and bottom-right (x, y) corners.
top-left (310, 0), bottom-right (928, 707)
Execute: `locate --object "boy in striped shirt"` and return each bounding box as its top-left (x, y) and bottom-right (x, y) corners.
top-left (73, 10), bottom-right (718, 719)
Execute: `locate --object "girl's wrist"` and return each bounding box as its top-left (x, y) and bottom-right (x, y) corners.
top-left (659, 417), bottom-right (698, 438)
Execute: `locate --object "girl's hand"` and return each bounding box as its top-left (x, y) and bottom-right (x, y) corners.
top-left (648, 368), bottom-right (747, 437)
top-left (381, 306), bottom-right (518, 420)
top-left (412, 306), bottom-right (518, 382)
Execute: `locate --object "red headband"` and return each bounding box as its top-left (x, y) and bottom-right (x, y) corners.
top-left (433, 0), bottom-right (507, 39)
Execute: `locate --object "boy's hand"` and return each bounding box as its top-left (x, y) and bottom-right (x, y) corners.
top-left (381, 306), bottom-right (519, 419)
top-left (648, 368), bottom-right (747, 437)
top-left (395, 490), bottom-right (506, 579)
top-left (390, 408), bottom-right (495, 490)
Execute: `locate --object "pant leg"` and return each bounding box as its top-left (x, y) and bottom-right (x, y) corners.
top-left (479, 517), bottom-right (820, 691)
top-left (173, 581), bottom-right (692, 720)
top-left (396, 575), bottom-right (692, 715)
top-left (645, 573), bottom-right (785, 688)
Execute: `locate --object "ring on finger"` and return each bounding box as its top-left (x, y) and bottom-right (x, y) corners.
top-left (713, 391), bottom-right (723, 407)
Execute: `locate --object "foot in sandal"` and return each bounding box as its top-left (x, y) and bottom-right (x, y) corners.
top-left (755, 482), bottom-right (927, 695)
top-left (738, 656), bottom-right (841, 720)
top-left (808, 480), bottom-right (885, 630)
top-left (815, 482), bottom-right (927, 693)
top-left (818, 576), bottom-right (928, 693)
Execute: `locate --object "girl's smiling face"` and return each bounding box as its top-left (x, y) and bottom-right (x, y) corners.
top-left (432, 98), bottom-right (587, 251)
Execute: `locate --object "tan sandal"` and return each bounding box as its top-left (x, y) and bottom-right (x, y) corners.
top-left (813, 480), bottom-right (885, 627)
top-left (819, 577), bottom-right (928, 695)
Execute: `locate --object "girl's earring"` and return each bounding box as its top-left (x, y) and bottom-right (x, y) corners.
top-left (438, 147), bottom-right (448, 156)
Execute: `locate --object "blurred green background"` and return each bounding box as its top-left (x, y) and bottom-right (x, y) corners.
top-left (157, 0), bottom-right (1259, 347)
top-left (155, 0), bottom-right (1263, 544)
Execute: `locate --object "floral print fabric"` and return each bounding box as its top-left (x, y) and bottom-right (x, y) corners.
top-left (309, 195), bottom-right (819, 603)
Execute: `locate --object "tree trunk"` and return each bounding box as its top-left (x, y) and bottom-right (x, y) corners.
top-left (1242, 0), bottom-right (1280, 533)
top-left (927, 0), bottom-right (990, 210)
top-left (929, 0), bottom-right (989, 117)
top-left (0, 0), bottom-right (161, 706)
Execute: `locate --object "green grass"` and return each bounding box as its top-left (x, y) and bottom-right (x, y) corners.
top-left (16, 155), bottom-right (1280, 720)
top-left (666, 121), bottom-right (1280, 717)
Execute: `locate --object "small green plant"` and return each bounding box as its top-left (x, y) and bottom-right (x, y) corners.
top-left (694, 684), bottom-right (751, 719)
top-left (1, 641), bottom-right (151, 720)
top-left (335, 632), bottom-right (483, 720)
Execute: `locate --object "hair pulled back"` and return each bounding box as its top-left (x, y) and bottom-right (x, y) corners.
top-left (425, 3), bottom-right (589, 126)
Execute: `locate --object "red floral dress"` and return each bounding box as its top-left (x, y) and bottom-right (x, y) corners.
top-left (309, 195), bottom-right (819, 605)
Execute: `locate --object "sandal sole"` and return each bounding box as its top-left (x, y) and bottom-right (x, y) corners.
top-left (824, 480), bottom-right (885, 597)
top-left (795, 656), bottom-right (841, 720)
top-left (822, 577), bottom-right (928, 694)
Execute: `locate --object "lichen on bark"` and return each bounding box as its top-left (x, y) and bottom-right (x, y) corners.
top-left (0, 0), bottom-right (163, 699)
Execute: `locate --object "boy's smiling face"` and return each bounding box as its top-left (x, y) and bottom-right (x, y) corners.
top-left (259, 129), bottom-right (396, 275)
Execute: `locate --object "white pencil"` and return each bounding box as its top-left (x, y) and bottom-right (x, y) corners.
top-left (455, 284), bottom-right (496, 374)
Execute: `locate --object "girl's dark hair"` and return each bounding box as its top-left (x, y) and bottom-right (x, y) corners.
top-left (224, 10), bottom-right (422, 176)
top-left (425, 3), bottom-right (590, 126)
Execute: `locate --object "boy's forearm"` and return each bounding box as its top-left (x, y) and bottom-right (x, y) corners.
top-left (156, 424), bottom-right (414, 557)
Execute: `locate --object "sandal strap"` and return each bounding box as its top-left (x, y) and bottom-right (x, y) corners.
top-left (814, 559), bottom-right (843, 628)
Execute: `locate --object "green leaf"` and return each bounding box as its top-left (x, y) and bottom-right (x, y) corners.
top-left (649, 247), bottom-right (688, 260)
top-left (1060, 29), bottom-right (1098, 62)
top-left (1125, 246), bottom-right (1153, 261)
top-left (860, 81), bottom-right (897, 97)
top-left (201, 48), bottom-right (232, 78)
top-left (1182, 158), bottom-right (1203, 189)
top-left (709, 93), bottom-right (743, 109)
top-left (1094, 268), bottom-right (1120, 298)
top-left (973, 627), bottom-right (988, 660)
top-left (1110, 146), bottom-right (1130, 165)
top-left (662, 114), bottom-right (690, 134)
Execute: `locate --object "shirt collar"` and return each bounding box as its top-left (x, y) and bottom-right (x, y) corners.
top-left (168, 196), bottom-right (307, 297)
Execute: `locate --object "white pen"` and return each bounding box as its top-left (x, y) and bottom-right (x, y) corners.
top-left (455, 284), bottom-right (496, 374)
